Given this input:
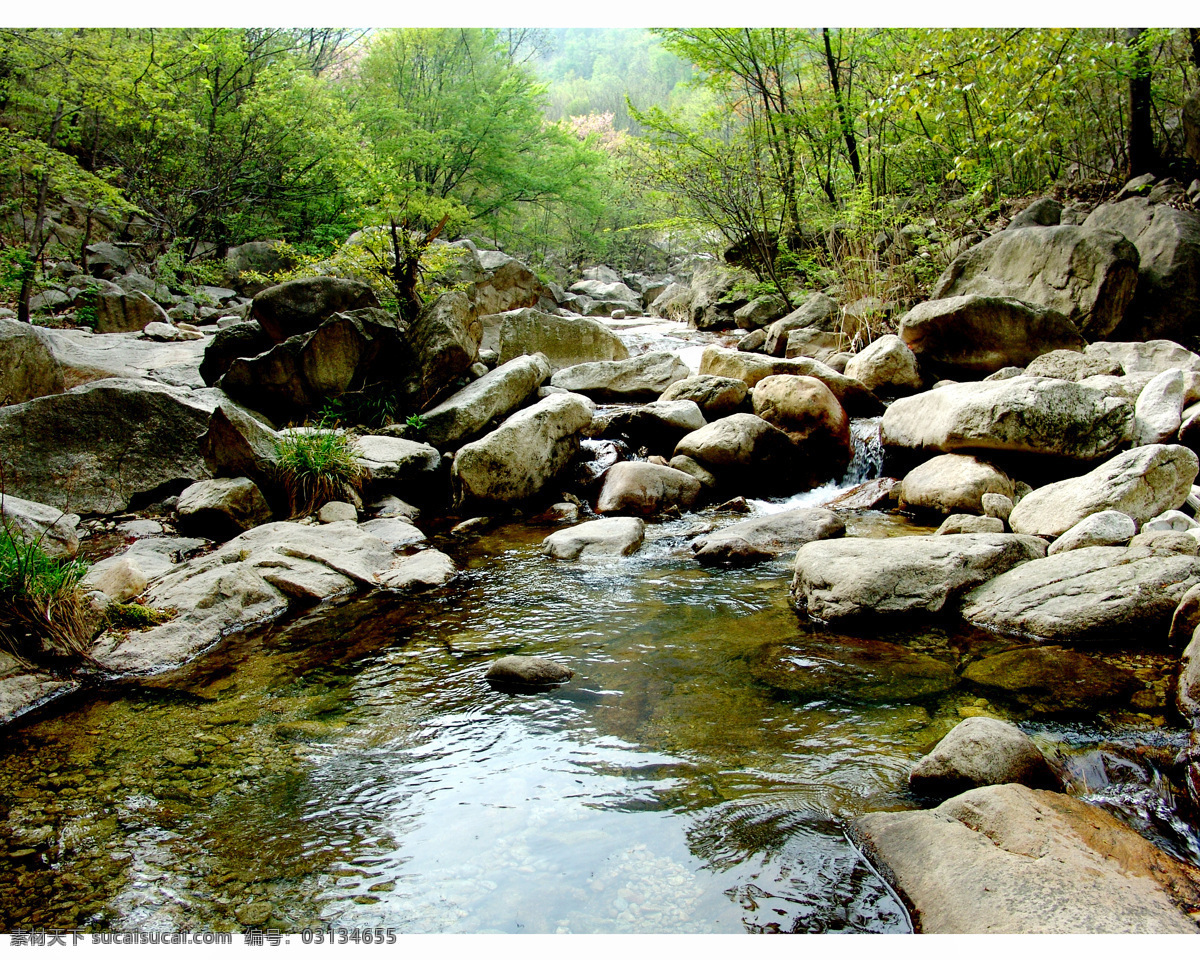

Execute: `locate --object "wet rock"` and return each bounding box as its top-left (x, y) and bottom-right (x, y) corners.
top-left (420, 352), bottom-right (551, 448)
top-left (375, 549), bottom-right (456, 590)
top-left (176, 477), bottom-right (273, 540)
top-left (898, 294), bottom-right (1085, 379)
top-left (792, 533), bottom-right (1046, 622)
top-left (750, 375), bottom-right (851, 475)
top-left (843, 335), bottom-right (923, 396)
top-left (542, 517), bottom-right (645, 560)
top-left (658, 375), bottom-right (748, 419)
top-left (852, 784), bottom-right (1200, 933)
top-left (1178, 627), bottom-right (1200, 717)
top-left (485, 655), bottom-right (573, 690)
top-left (882, 377), bottom-right (1131, 463)
top-left (909, 717), bottom-right (1061, 797)
top-left (595, 462), bottom-right (702, 517)
top-left (935, 514), bottom-right (1005, 535)
top-left (961, 645), bottom-right (1138, 714)
top-left (1047, 510), bottom-right (1137, 555)
top-left (961, 544), bottom-right (1200, 643)
top-left (550, 352), bottom-right (691, 401)
top-left (823, 477), bottom-right (900, 510)
top-left (691, 507), bottom-right (844, 567)
top-left (674, 413), bottom-right (807, 496)
top-left (530, 502), bottom-right (580, 525)
top-left (317, 501), bottom-right (357, 524)
top-left (1008, 444), bottom-right (1198, 538)
top-left (930, 224), bottom-right (1140, 339)
top-left (749, 637), bottom-right (957, 703)
top-left (898, 454), bottom-right (1014, 515)
top-left (251, 277), bottom-right (379, 343)
top-left (0, 651), bottom-right (79, 725)
top-left (0, 494), bottom-right (79, 558)
top-left (452, 392), bottom-right (594, 506)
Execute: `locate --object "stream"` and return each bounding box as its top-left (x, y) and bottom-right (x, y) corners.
top-left (1, 318), bottom-right (1197, 934)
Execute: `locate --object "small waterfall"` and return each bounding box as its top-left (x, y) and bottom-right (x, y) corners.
top-left (842, 418), bottom-right (883, 486)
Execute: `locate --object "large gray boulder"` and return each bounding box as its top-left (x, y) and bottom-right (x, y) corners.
top-left (568, 278), bottom-right (641, 304)
top-left (251, 277), bottom-right (379, 343)
top-left (493, 309), bottom-right (628, 371)
top-left (763, 293), bottom-right (842, 357)
top-left (1024, 348), bottom-right (1122, 381)
top-left (749, 374), bottom-right (851, 477)
top-left (1008, 444), bottom-right (1198, 537)
top-left (690, 507), bottom-right (844, 566)
top-left (353, 435), bottom-right (441, 488)
top-left (594, 461), bottom-right (702, 516)
top-left (0, 319), bottom-right (64, 405)
top-left (1133, 368), bottom-right (1187, 445)
top-left (930, 225), bottom-right (1140, 339)
top-left (176, 477), bottom-right (273, 540)
top-left (1083, 198), bottom-right (1200, 342)
top-left (550, 351), bottom-right (690, 401)
top-left (674, 413), bottom-right (806, 496)
top-left (909, 717), bottom-right (1061, 797)
top-left (1047, 510), bottom-right (1137, 554)
top-left (852, 784), bottom-right (1200, 934)
top-left (198, 404), bottom-right (281, 494)
top-left (541, 516), bottom-right (645, 560)
top-left (962, 542), bottom-right (1200, 643)
top-left (1084, 338), bottom-right (1200, 375)
top-left (0, 494), bottom-right (79, 558)
top-left (0, 378), bottom-right (215, 514)
top-left (898, 454), bottom-right (1014, 515)
top-left (881, 376), bottom-right (1131, 462)
top-left (791, 533), bottom-right (1046, 621)
top-left (699, 346), bottom-right (878, 415)
top-left (420, 353), bottom-right (551, 448)
top-left (898, 294), bottom-right (1085, 378)
top-left (407, 291), bottom-right (481, 404)
top-left (199, 320), bottom-right (274, 387)
top-left (590, 400), bottom-right (706, 456)
top-left (93, 290), bottom-right (170, 334)
top-left (225, 240), bottom-right (296, 293)
top-left (457, 246), bottom-right (546, 317)
top-left (452, 392), bottom-right (594, 506)
top-left (659, 375), bottom-right (747, 419)
top-left (843, 334), bottom-right (923, 395)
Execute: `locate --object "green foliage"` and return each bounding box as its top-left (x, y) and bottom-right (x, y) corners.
top-left (0, 249), bottom-right (34, 302)
top-left (274, 428), bottom-right (363, 517)
top-left (404, 414), bottom-right (427, 433)
top-left (0, 522), bottom-right (93, 665)
top-left (104, 602), bottom-right (171, 630)
top-left (319, 388), bottom-right (403, 430)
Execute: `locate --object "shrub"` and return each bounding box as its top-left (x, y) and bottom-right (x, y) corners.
top-left (0, 525), bottom-right (94, 666)
top-left (274, 428), bottom-right (364, 517)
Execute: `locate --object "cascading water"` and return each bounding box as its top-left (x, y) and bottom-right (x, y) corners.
top-left (843, 418), bottom-right (884, 487)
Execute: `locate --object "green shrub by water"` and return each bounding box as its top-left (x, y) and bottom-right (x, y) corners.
top-left (0, 525), bottom-right (94, 665)
top-left (274, 429), bottom-right (364, 517)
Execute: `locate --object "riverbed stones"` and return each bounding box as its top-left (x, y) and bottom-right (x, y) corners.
top-left (658, 375), bottom-right (747, 419)
top-left (909, 717), bottom-right (1061, 797)
top-left (935, 514), bottom-right (1005, 535)
top-left (595, 462), bottom-right (702, 516)
top-left (1008, 444), bottom-right (1198, 537)
top-left (419, 353), bottom-right (551, 448)
top-left (0, 495), bottom-right (79, 558)
top-left (0, 378), bottom-right (216, 514)
top-left (485, 655), bottom-right (573, 690)
top-left (749, 375), bottom-right (851, 471)
top-left (592, 400), bottom-right (706, 455)
top-left (961, 645), bottom-right (1138, 714)
top-left (698, 346), bottom-right (879, 415)
top-left (690, 507), bottom-right (844, 566)
top-left (358, 517), bottom-right (426, 550)
top-left (549, 351), bottom-right (690, 401)
top-left (1046, 510), bottom-right (1137, 554)
top-left (541, 517), bottom-right (645, 560)
top-left (852, 784), bottom-right (1200, 933)
top-left (898, 454), bottom-right (1014, 515)
top-left (1133, 368), bottom-right (1187, 445)
top-left (843, 335), bottom-right (922, 396)
top-left (375, 549), bottom-right (456, 590)
top-left (930, 225), bottom-right (1140, 339)
top-left (176, 477), bottom-right (273, 539)
top-left (961, 543), bottom-right (1200, 643)
top-left (792, 533), bottom-right (1046, 621)
top-left (251, 277), bottom-right (379, 343)
top-left (673, 413), bottom-right (805, 496)
top-left (452, 392), bottom-right (594, 506)
top-left (881, 376), bottom-right (1132, 462)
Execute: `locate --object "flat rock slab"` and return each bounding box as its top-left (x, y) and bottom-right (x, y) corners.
top-left (691, 507), bottom-right (844, 566)
top-left (792, 533), bottom-right (1046, 622)
top-left (853, 783), bottom-right (1200, 933)
top-left (961, 543), bottom-right (1200, 643)
top-left (376, 549), bottom-right (456, 590)
top-left (542, 517), bottom-right (645, 560)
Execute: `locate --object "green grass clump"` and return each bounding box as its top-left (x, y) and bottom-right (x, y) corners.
top-left (274, 428), bottom-right (364, 517)
top-left (0, 526), bottom-right (94, 665)
top-left (104, 602), bottom-right (172, 631)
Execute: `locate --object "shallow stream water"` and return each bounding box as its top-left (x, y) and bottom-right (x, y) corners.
top-left (1, 319), bottom-right (1197, 934)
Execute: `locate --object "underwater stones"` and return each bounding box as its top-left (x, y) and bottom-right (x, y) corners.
top-left (541, 517), bottom-right (645, 560)
top-left (961, 646), bottom-right (1138, 715)
top-left (485, 655), bottom-right (573, 691)
top-left (748, 637), bottom-right (957, 703)
top-left (909, 717), bottom-right (1061, 797)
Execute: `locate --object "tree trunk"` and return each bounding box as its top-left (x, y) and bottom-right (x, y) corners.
top-left (1127, 27), bottom-right (1156, 177)
top-left (18, 100), bottom-right (66, 324)
top-left (823, 28), bottom-right (862, 184)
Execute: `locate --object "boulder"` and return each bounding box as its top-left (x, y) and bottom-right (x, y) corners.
top-left (962, 645), bottom-right (1138, 714)
top-left (549, 351), bottom-right (690, 401)
top-left (749, 374), bottom-right (851, 476)
top-left (492, 309), bottom-right (627, 372)
top-left (1084, 338), bottom-right (1200, 375)
top-left (690, 507), bottom-right (844, 566)
top-left (935, 514), bottom-right (1005, 535)
top-left (930, 225), bottom-right (1140, 339)
top-left (898, 454), bottom-right (1014, 515)
top-left (734, 295), bottom-right (788, 330)
top-left (375, 549), bottom-right (456, 590)
top-left (843, 335), bottom-right (923, 395)
top-left (358, 517), bottom-right (426, 550)
top-left (452, 392), bottom-right (594, 506)
top-left (595, 462), bottom-right (702, 516)
top-left (674, 413), bottom-right (806, 496)
top-left (881, 376), bottom-right (1131, 462)
top-left (176, 477), bottom-right (273, 539)
top-left (981, 492), bottom-right (1014, 523)
top-left (461, 247), bottom-right (547, 317)
top-left (823, 477), bottom-right (900, 510)
top-left (1132, 368), bottom-right (1186, 446)
top-left (1024, 349), bottom-right (1121, 381)
top-left (1008, 197), bottom-right (1062, 229)
top-left (0, 378), bottom-right (215, 514)
top-left (658, 375), bottom-right (747, 419)
top-left (852, 784), bottom-right (1200, 934)
top-left (1083, 199), bottom-right (1200, 342)
top-left (782, 327), bottom-right (845, 363)
top-left (81, 555), bottom-right (148, 603)
top-left (541, 516), bottom-right (645, 560)
top-left (1047, 510), bottom-right (1137, 555)
top-left (1179, 625), bottom-right (1200, 717)
top-left (699, 346), bottom-right (878, 415)
top-left (420, 352), bottom-right (551, 448)
top-left (568, 278), bottom-right (640, 304)
top-left (791, 533), bottom-right (1046, 621)
top-left (198, 404), bottom-right (281, 493)
top-left (85, 241), bottom-right (131, 274)
top-left (484, 655), bottom-right (573, 689)
top-left (225, 240), bottom-right (297, 292)
top-left (1008, 444), bottom-right (1198, 537)
top-left (591, 400), bottom-right (706, 456)
top-left (94, 290), bottom-right (170, 334)
top-left (909, 717), bottom-right (1061, 797)
top-left (898, 295), bottom-right (1085, 378)
top-left (353, 435), bottom-right (441, 487)
top-left (0, 319), bottom-right (65, 405)
top-left (1144, 508), bottom-right (1200, 533)
top-left (764, 292), bottom-right (842, 356)
top-left (251, 277), bottom-right (379, 343)
top-left (143, 321), bottom-right (202, 343)
top-left (317, 500), bottom-right (357, 523)
top-left (961, 543), bottom-right (1200, 642)
top-left (407, 291), bottom-right (481, 404)
top-left (199, 320), bottom-right (274, 387)
top-left (0, 494), bottom-right (79, 558)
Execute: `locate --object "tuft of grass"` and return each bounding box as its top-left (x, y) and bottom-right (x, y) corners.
top-left (104, 602), bottom-right (172, 631)
top-left (0, 526), bottom-right (94, 666)
top-left (274, 428), bottom-right (364, 518)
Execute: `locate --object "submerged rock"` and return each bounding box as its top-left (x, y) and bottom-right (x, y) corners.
top-left (485, 655), bottom-right (573, 690)
top-left (961, 645), bottom-right (1138, 714)
top-left (909, 717), bottom-right (1062, 797)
